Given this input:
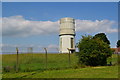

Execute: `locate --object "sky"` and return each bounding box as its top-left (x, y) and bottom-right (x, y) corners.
top-left (1, 2), bottom-right (118, 53)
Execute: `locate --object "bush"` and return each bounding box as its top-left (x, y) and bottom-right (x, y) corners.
top-left (77, 35), bottom-right (112, 66)
top-left (93, 33), bottom-right (110, 45)
top-left (117, 40), bottom-right (120, 47)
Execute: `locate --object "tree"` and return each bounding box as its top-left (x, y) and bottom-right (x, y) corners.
top-left (93, 33), bottom-right (110, 45)
top-left (117, 40), bottom-right (120, 48)
top-left (77, 35), bottom-right (112, 66)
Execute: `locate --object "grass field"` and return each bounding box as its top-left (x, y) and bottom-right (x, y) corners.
top-left (2, 53), bottom-right (119, 78)
top-left (2, 65), bottom-right (118, 78)
top-left (2, 53), bottom-right (78, 72)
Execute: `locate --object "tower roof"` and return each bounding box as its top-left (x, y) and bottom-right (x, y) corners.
top-left (60, 17), bottom-right (75, 24)
top-left (59, 17), bottom-right (75, 36)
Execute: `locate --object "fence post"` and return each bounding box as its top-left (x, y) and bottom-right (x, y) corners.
top-left (30, 47), bottom-right (33, 59)
top-left (67, 48), bottom-right (71, 67)
top-left (16, 47), bottom-right (19, 72)
top-left (30, 47), bottom-right (33, 53)
top-left (56, 48), bottom-right (59, 54)
top-left (44, 48), bottom-right (47, 69)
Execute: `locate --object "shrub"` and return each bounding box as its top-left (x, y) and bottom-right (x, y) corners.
top-left (77, 35), bottom-right (112, 66)
top-left (117, 40), bottom-right (120, 48)
top-left (93, 33), bottom-right (110, 45)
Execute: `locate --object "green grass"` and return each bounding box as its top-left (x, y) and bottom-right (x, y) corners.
top-left (27, 65), bottom-right (118, 78)
top-left (2, 65), bottom-right (118, 78)
top-left (2, 53), bottom-right (78, 72)
top-left (107, 53), bottom-right (118, 65)
top-left (0, 54), bottom-right (2, 79)
top-left (2, 53), bottom-right (118, 78)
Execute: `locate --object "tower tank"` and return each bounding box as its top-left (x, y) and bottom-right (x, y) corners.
top-left (59, 17), bottom-right (75, 53)
top-left (59, 17), bottom-right (75, 36)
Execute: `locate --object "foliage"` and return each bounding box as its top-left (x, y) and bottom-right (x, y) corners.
top-left (77, 35), bottom-right (112, 66)
top-left (93, 33), bottom-right (110, 45)
top-left (117, 40), bottom-right (120, 47)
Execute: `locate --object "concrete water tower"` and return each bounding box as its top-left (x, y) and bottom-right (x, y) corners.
top-left (59, 17), bottom-right (75, 53)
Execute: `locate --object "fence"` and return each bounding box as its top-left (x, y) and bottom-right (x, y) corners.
top-left (2, 47), bottom-right (78, 72)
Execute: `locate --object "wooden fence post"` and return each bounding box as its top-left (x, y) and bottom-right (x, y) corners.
top-left (56, 48), bottom-right (59, 54)
top-left (30, 47), bottom-right (33, 59)
top-left (30, 47), bottom-right (33, 53)
top-left (16, 47), bottom-right (19, 72)
top-left (44, 48), bottom-right (47, 69)
top-left (67, 48), bottom-right (71, 67)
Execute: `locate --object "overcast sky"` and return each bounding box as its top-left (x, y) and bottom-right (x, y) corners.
top-left (2, 2), bottom-right (118, 53)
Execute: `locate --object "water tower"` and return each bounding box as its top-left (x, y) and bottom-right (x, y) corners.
top-left (59, 17), bottom-right (75, 53)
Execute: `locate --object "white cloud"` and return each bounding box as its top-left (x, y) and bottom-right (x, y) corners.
top-left (1, 15), bottom-right (117, 37)
top-left (2, 15), bottom-right (59, 37)
top-left (76, 19), bottom-right (117, 33)
top-left (47, 44), bottom-right (58, 48)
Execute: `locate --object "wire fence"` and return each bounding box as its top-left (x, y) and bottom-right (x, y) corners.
top-left (2, 47), bottom-right (78, 73)
top-left (2, 46), bottom-right (59, 54)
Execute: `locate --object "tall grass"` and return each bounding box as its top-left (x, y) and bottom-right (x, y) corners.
top-left (2, 53), bottom-right (118, 73)
top-left (2, 53), bottom-right (78, 72)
